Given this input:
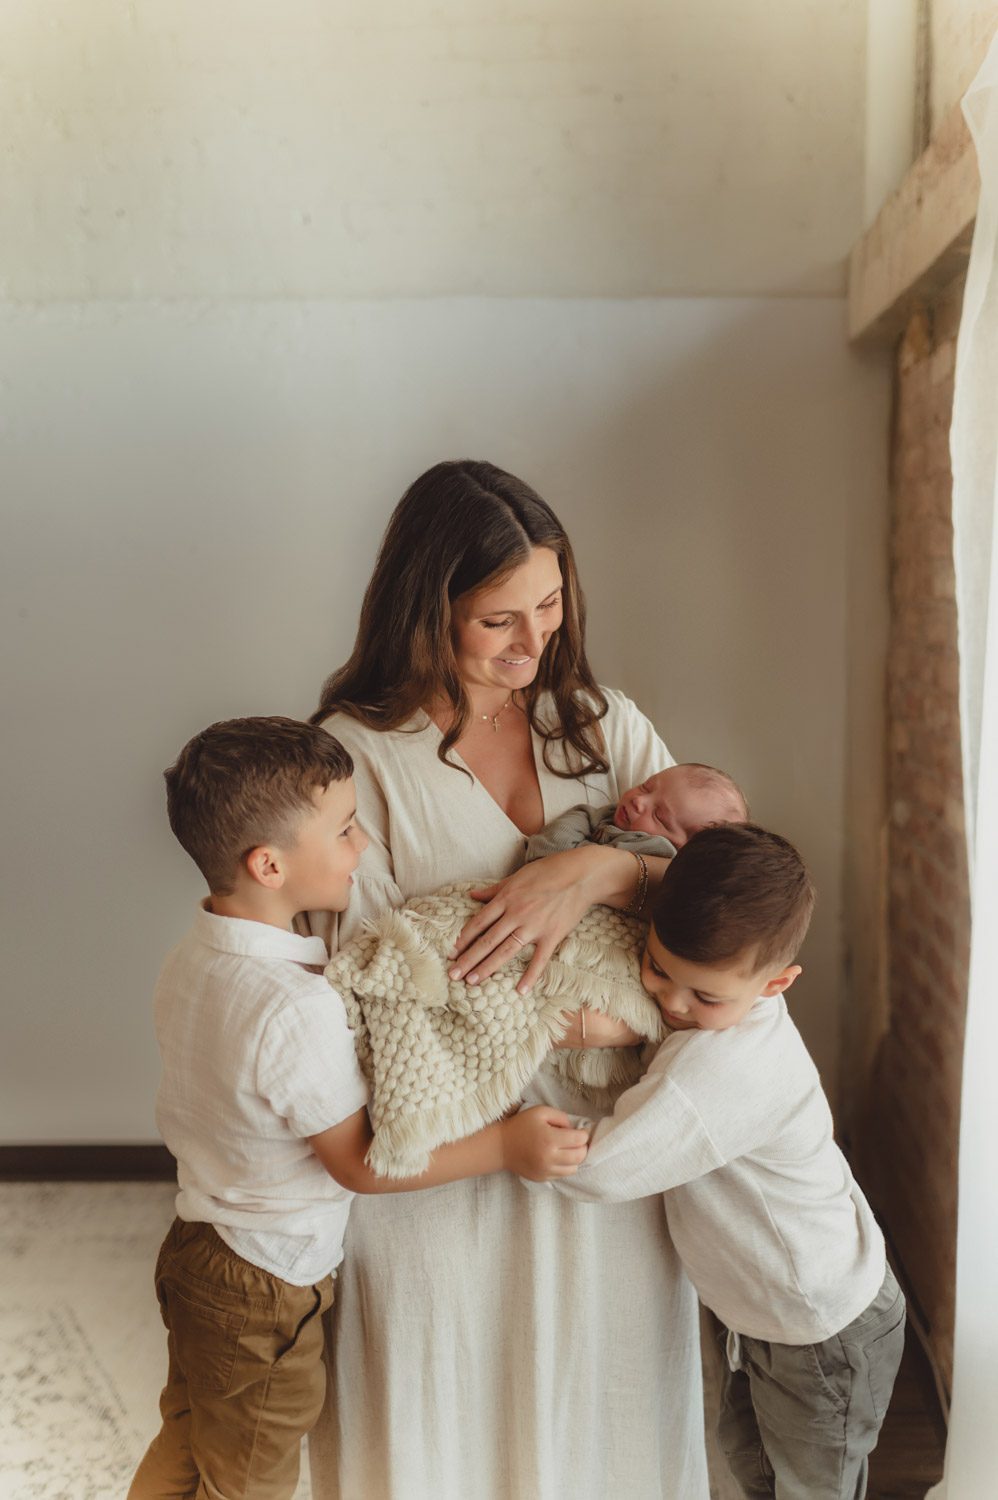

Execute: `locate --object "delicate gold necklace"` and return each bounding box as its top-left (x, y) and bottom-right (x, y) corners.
top-left (480, 696), bottom-right (514, 732)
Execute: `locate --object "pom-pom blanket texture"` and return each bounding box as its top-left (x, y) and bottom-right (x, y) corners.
top-left (324, 883), bottom-right (663, 1178)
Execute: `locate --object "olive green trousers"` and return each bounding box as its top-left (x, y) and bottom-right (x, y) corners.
top-left (716, 1266), bottom-right (906, 1500)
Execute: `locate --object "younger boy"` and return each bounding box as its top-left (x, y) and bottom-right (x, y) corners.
top-left (129, 716), bottom-right (587, 1500)
top-left (524, 762), bottom-right (748, 862)
top-left (552, 823), bottom-right (904, 1500)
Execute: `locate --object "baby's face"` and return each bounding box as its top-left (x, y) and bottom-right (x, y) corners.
top-left (614, 768), bottom-right (725, 848)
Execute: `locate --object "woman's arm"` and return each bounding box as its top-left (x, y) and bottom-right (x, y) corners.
top-left (309, 1104), bottom-right (590, 1193)
top-left (448, 844), bottom-right (670, 992)
top-left (554, 1008), bottom-right (644, 1048)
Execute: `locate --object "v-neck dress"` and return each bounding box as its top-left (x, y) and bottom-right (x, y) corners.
top-left (306, 689), bottom-right (709, 1500)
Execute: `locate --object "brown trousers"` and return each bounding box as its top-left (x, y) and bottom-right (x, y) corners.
top-left (128, 1219), bottom-right (335, 1500)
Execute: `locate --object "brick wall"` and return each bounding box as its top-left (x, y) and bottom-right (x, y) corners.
top-left (854, 286), bottom-right (970, 1394)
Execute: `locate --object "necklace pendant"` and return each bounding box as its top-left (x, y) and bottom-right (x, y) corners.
top-left (480, 695), bottom-right (513, 732)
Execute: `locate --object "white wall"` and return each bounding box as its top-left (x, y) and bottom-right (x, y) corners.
top-left (0, 0), bottom-right (866, 298)
top-left (1, 299), bottom-right (887, 1137)
top-left (863, 0), bottom-right (920, 225)
top-left (0, 2), bottom-right (890, 1140)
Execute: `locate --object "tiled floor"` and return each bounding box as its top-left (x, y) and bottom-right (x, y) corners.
top-left (0, 1182), bottom-right (310, 1500)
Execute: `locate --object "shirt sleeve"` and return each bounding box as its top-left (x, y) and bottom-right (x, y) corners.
top-left (552, 1024), bottom-right (792, 1202)
top-left (256, 980), bottom-right (369, 1139)
top-left (550, 1045), bottom-right (727, 1203)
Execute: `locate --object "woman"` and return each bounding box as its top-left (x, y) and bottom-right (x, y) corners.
top-left (306, 460), bottom-right (708, 1499)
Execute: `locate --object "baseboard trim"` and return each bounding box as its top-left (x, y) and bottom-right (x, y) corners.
top-left (0, 1145), bottom-right (176, 1182)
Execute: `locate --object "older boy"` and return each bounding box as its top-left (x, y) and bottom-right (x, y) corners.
top-left (553, 824), bottom-right (905, 1500)
top-left (129, 716), bottom-right (587, 1500)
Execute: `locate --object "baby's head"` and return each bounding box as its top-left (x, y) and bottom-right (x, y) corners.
top-left (614, 763), bottom-right (748, 848)
top-left (641, 823), bottom-right (815, 1032)
top-left (164, 716), bottom-right (365, 914)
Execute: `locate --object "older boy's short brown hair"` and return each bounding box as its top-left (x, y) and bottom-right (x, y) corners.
top-left (164, 716), bottom-right (353, 894)
top-left (651, 823), bottom-right (815, 972)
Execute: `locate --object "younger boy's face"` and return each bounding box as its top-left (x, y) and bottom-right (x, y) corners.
top-left (640, 928), bottom-right (799, 1032)
top-left (282, 777), bottom-right (368, 914)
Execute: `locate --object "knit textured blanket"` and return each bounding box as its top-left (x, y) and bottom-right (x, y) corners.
top-left (325, 883), bottom-right (663, 1178)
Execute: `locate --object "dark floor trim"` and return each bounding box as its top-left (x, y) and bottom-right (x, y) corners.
top-left (0, 1145), bottom-right (176, 1181)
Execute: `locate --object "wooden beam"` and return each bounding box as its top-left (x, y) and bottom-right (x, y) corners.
top-left (849, 100), bottom-right (979, 344)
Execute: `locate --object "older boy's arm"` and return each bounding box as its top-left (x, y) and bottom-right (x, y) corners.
top-left (548, 1052), bottom-right (724, 1203)
top-left (309, 1105), bottom-right (589, 1194)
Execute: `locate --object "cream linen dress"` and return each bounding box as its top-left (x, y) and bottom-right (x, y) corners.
top-left (306, 689), bottom-right (709, 1500)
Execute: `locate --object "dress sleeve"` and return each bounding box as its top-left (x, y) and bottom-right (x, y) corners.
top-left (599, 688), bottom-right (675, 794)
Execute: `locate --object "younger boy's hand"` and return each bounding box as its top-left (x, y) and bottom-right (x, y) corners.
top-left (501, 1106), bottom-right (589, 1182)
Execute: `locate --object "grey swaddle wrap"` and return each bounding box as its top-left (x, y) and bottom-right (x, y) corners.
top-left (324, 882), bottom-right (663, 1177)
top-left (523, 799), bottom-right (677, 862)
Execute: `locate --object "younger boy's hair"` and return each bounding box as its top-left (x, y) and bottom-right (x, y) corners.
top-left (165, 716), bottom-right (353, 894)
top-left (679, 763), bottom-right (750, 822)
top-left (652, 823), bottom-right (815, 972)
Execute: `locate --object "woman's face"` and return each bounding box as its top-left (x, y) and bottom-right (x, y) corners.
top-left (450, 546), bottom-right (564, 696)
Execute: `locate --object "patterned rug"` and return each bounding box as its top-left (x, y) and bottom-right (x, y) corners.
top-left (0, 1183), bottom-right (312, 1500)
top-left (0, 1298), bottom-right (137, 1500)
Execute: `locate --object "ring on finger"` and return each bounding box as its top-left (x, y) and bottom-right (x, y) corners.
top-left (508, 933), bottom-right (526, 948)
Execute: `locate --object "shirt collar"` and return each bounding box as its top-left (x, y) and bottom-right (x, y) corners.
top-left (193, 901), bottom-right (330, 965)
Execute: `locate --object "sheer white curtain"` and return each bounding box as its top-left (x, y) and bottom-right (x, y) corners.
top-left (927, 32), bottom-right (998, 1500)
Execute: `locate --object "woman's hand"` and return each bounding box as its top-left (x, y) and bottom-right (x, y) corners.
top-left (448, 844), bottom-right (640, 993)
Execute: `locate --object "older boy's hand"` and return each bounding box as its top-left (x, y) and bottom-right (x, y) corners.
top-left (501, 1106), bottom-right (589, 1181)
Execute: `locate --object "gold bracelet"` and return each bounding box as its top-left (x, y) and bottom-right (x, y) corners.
top-left (625, 851), bottom-right (649, 917)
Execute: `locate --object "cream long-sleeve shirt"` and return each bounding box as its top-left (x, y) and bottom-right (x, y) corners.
top-left (554, 995), bottom-right (886, 1343)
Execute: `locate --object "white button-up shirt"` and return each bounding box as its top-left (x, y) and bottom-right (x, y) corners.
top-left (155, 905), bottom-right (368, 1284)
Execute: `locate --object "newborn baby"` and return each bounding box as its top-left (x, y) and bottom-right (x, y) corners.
top-left (524, 763), bottom-right (749, 863)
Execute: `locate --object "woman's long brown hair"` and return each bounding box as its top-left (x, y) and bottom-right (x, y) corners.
top-left (312, 459), bottom-right (609, 777)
